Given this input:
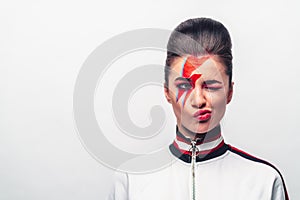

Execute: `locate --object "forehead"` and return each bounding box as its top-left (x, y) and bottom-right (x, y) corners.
top-left (169, 56), bottom-right (226, 79)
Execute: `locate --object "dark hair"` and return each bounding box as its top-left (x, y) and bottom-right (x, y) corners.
top-left (165, 17), bottom-right (233, 88)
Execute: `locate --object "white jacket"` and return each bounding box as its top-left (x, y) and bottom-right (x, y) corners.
top-left (107, 127), bottom-right (289, 200)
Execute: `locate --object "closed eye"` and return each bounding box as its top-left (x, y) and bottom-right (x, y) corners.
top-left (203, 80), bottom-right (222, 85)
top-left (203, 86), bottom-right (222, 91)
top-left (203, 80), bottom-right (223, 91)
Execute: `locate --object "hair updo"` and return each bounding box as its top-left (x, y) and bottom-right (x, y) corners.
top-left (165, 17), bottom-right (233, 88)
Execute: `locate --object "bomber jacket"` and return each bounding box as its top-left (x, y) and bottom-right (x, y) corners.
top-left (107, 126), bottom-right (289, 200)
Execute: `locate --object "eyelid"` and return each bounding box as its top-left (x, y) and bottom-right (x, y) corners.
top-left (174, 79), bottom-right (192, 85)
top-left (175, 79), bottom-right (191, 85)
top-left (203, 83), bottom-right (222, 87)
top-left (203, 85), bottom-right (222, 88)
top-left (202, 84), bottom-right (222, 91)
top-left (203, 80), bottom-right (222, 85)
top-left (175, 82), bottom-right (193, 90)
top-left (176, 82), bottom-right (192, 86)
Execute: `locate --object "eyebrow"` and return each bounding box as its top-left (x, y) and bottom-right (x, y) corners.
top-left (174, 77), bottom-right (223, 84)
top-left (174, 77), bottom-right (190, 82)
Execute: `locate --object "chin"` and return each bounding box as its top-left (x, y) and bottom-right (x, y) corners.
top-left (192, 120), bottom-right (219, 133)
top-left (194, 126), bottom-right (211, 134)
top-left (183, 122), bottom-right (211, 134)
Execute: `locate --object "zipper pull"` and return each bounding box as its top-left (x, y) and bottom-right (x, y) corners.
top-left (190, 140), bottom-right (199, 200)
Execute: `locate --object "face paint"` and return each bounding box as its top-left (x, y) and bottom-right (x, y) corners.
top-left (176, 56), bottom-right (210, 107)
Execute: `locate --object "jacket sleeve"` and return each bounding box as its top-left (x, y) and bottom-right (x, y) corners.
top-left (106, 172), bottom-right (129, 200)
top-left (271, 174), bottom-right (289, 200)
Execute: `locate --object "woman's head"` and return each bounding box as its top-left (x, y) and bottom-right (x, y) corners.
top-left (165, 17), bottom-right (233, 88)
top-left (164, 18), bottom-right (234, 137)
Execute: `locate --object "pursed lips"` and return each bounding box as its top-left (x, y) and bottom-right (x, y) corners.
top-left (193, 109), bottom-right (212, 121)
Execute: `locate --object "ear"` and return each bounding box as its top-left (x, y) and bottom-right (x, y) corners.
top-left (164, 83), bottom-right (172, 104)
top-left (226, 82), bottom-right (234, 104)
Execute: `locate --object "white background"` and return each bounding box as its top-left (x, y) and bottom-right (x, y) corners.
top-left (1, 0), bottom-right (299, 199)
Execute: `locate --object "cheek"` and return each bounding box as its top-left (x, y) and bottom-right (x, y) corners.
top-left (169, 93), bottom-right (188, 119)
top-left (170, 102), bottom-right (183, 122)
top-left (207, 92), bottom-right (228, 109)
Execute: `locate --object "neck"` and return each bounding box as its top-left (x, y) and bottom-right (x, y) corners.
top-left (176, 124), bottom-right (222, 144)
top-left (169, 125), bottom-right (228, 163)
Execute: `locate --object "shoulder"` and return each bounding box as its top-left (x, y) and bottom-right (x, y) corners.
top-left (227, 145), bottom-right (282, 175)
top-left (226, 144), bottom-right (289, 200)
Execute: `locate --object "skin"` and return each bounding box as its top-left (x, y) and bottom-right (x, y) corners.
top-left (175, 56), bottom-right (209, 107)
top-left (164, 55), bottom-right (233, 140)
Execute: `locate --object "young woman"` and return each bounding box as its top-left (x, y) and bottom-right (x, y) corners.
top-left (108, 17), bottom-right (289, 200)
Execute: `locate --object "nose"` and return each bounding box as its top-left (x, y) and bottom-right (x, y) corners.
top-left (190, 85), bottom-right (206, 108)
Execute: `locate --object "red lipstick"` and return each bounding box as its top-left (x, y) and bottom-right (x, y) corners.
top-left (193, 110), bottom-right (212, 121)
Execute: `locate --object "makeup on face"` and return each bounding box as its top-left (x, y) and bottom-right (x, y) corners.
top-left (175, 56), bottom-right (210, 107)
top-left (167, 55), bottom-right (230, 136)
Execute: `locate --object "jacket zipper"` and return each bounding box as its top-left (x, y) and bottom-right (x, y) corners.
top-left (190, 140), bottom-right (199, 200)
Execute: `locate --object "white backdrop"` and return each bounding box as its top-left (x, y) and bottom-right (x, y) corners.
top-left (1, 0), bottom-right (299, 199)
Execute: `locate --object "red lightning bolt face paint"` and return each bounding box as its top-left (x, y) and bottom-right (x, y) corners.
top-left (167, 54), bottom-right (232, 135)
top-left (176, 56), bottom-right (210, 107)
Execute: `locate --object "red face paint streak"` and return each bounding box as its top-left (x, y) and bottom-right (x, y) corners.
top-left (182, 56), bottom-right (209, 78)
top-left (176, 89), bottom-right (186, 102)
top-left (180, 73), bottom-right (202, 106)
top-left (176, 56), bottom-right (209, 105)
top-left (189, 74), bottom-right (201, 87)
top-left (182, 89), bottom-right (192, 107)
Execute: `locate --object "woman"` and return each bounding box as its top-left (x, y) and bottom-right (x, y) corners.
top-left (108, 17), bottom-right (289, 200)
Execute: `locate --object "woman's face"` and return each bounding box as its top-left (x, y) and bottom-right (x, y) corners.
top-left (164, 55), bottom-right (233, 137)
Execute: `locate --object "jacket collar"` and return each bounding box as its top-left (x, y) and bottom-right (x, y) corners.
top-left (169, 125), bottom-right (229, 163)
